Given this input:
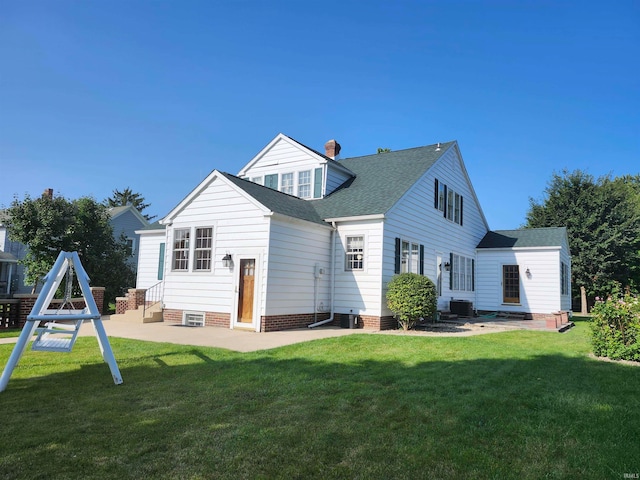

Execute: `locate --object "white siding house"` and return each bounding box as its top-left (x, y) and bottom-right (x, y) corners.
top-left (136, 133), bottom-right (572, 331)
top-left (476, 228), bottom-right (572, 316)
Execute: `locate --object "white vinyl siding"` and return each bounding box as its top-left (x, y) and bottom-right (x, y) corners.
top-left (264, 219), bottom-right (332, 316)
top-left (385, 146), bottom-right (487, 312)
top-left (162, 178), bottom-right (270, 315)
top-left (476, 247), bottom-right (565, 314)
top-left (326, 167), bottom-right (353, 196)
top-left (136, 230), bottom-right (166, 290)
top-left (334, 221), bottom-right (384, 316)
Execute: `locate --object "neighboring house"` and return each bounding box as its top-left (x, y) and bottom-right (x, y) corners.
top-left (0, 201), bottom-right (148, 296)
top-left (108, 205), bottom-right (150, 271)
top-left (137, 133), bottom-right (572, 332)
top-left (0, 210), bottom-right (27, 296)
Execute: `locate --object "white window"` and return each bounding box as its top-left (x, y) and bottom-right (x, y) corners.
top-left (401, 240), bottom-right (420, 274)
top-left (436, 179), bottom-right (463, 225)
top-left (447, 190), bottom-right (454, 221)
top-left (454, 193), bottom-right (461, 224)
top-left (172, 228), bottom-right (190, 271)
top-left (183, 311), bottom-right (205, 327)
top-left (251, 176), bottom-right (263, 185)
top-left (451, 254), bottom-right (474, 291)
top-left (281, 173), bottom-right (293, 195)
top-left (438, 182), bottom-right (446, 212)
top-left (298, 170), bottom-right (311, 198)
top-left (346, 236), bottom-right (364, 271)
top-left (194, 227), bottom-right (213, 271)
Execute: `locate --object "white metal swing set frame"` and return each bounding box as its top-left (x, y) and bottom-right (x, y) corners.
top-left (0, 251), bottom-right (123, 392)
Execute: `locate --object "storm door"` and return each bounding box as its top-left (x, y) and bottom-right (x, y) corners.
top-left (502, 265), bottom-right (520, 304)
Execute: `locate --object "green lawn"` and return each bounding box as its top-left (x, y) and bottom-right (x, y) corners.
top-left (0, 328), bottom-right (21, 339)
top-left (1, 318), bottom-right (638, 479)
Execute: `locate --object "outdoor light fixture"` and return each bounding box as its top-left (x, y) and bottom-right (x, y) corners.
top-left (222, 253), bottom-right (233, 269)
top-left (526, 267), bottom-right (531, 276)
top-left (444, 262), bottom-right (451, 271)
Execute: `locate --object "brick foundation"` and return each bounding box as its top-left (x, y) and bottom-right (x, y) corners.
top-left (358, 314), bottom-right (398, 330)
top-left (163, 308), bottom-right (230, 327)
top-left (260, 313), bottom-right (331, 332)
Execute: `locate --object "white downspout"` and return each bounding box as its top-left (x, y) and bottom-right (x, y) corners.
top-left (309, 222), bottom-right (337, 328)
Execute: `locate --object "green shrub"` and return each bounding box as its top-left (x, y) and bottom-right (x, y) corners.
top-left (386, 273), bottom-right (437, 331)
top-left (590, 293), bottom-right (640, 362)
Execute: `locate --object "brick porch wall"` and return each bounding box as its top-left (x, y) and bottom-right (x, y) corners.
top-left (14, 288), bottom-right (106, 327)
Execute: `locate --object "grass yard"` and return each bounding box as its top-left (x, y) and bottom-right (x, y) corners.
top-left (0, 318), bottom-right (638, 479)
top-left (0, 329), bottom-right (21, 339)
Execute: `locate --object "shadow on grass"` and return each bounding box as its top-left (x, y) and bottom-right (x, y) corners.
top-left (0, 336), bottom-right (638, 480)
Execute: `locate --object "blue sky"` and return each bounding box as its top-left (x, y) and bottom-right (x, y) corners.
top-left (1, 0), bottom-right (638, 229)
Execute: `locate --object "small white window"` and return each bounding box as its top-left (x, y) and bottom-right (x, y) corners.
top-left (298, 170), bottom-right (311, 198)
top-left (183, 311), bottom-right (205, 327)
top-left (281, 173), bottom-right (293, 195)
top-left (193, 227), bottom-right (213, 271)
top-left (172, 228), bottom-right (190, 271)
top-left (401, 240), bottom-right (420, 274)
top-left (251, 176), bottom-right (263, 185)
top-left (346, 236), bottom-right (364, 270)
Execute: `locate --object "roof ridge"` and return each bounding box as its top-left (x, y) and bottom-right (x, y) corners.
top-left (341, 140), bottom-right (457, 161)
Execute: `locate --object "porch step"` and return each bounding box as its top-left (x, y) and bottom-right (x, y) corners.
top-left (558, 322), bottom-right (575, 333)
top-left (110, 303), bottom-right (163, 323)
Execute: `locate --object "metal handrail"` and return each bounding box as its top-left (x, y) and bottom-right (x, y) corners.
top-left (143, 281), bottom-right (164, 317)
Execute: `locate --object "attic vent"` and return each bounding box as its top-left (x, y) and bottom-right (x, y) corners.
top-left (183, 311), bottom-right (205, 327)
top-left (435, 143), bottom-right (441, 151)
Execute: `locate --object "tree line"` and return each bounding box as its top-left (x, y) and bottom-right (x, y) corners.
top-left (526, 170), bottom-right (640, 312)
top-left (6, 188), bottom-right (154, 306)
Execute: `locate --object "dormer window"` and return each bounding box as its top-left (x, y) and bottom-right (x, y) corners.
top-left (281, 173), bottom-right (293, 195)
top-left (298, 170), bottom-right (311, 198)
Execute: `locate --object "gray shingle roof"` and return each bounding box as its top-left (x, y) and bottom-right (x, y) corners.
top-left (477, 227), bottom-right (568, 249)
top-left (312, 141), bottom-right (456, 219)
top-left (221, 172), bottom-right (329, 226)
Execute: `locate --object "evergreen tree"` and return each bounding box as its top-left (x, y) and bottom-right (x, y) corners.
top-left (526, 170), bottom-right (640, 312)
top-left (105, 187), bottom-right (155, 221)
top-left (8, 193), bottom-right (135, 304)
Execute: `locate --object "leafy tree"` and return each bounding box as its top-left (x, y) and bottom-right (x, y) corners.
top-left (105, 187), bottom-right (156, 221)
top-left (526, 170), bottom-right (640, 313)
top-left (386, 273), bottom-right (437, 330)
top-left (8, 193), bottom-right (135, 304)
top-left (377, 148), bottom-right (391, 154)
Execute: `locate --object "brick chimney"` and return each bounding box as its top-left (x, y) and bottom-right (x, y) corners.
top-left (324, 139), bottom-right (341, 159)
top-left (42, 188), bottom-right (54, 199)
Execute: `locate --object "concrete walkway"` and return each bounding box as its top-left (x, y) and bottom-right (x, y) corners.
top-left (0, 315), bottom-right (567, 353)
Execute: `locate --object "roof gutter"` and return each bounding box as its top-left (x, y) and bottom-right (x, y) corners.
top-left (308, 222), bottom-right (337, 328)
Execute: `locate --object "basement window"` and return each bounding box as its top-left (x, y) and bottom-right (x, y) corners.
top-left (183, 311), bottom-right (205, 327)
